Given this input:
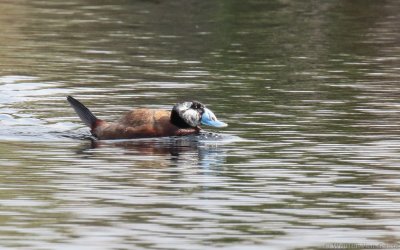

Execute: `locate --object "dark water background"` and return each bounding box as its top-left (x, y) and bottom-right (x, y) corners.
top-left (1, 0), bottom-right (400, 249)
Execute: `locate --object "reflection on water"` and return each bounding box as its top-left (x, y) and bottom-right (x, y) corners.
top-left (1, 0), bottom-right (400, 249)
top-left (88, 134), bottom-right (231, 169)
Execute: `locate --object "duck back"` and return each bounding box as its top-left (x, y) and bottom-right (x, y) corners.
top-left (93, 109), bottom-right (198, 139)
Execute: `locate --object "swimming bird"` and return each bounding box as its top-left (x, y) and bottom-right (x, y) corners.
top-left (67, 96), bottom-right (227, 140)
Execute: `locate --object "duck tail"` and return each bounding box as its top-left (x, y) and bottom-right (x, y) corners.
top-left (67, 96), bottom-right (99, 129)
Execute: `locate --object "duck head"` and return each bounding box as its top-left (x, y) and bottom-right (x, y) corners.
top-left (171, 101), bottom-right (228, 128)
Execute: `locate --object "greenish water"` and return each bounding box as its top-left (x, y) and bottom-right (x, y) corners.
top-left (1, 0), bottom-right (400, 249)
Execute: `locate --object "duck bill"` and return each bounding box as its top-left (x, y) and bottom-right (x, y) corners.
top-left (201, 108), bottom-right (228, 128)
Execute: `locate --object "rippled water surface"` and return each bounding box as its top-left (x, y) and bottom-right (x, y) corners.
top-left (1, 0), bottom-right (400, 249)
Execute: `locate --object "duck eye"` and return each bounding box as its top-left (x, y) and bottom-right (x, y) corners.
top-left (191, 102), bottom-right (203, 109)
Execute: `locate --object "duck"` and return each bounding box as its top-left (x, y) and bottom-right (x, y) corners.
top-left (67, 96), bottom-right (227, 140)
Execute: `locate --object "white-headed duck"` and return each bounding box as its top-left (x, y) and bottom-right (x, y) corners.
top-left (67, 96), bottom-right (227, 140)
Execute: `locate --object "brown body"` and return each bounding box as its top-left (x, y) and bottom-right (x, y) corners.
top-left (93, 109), bottom-right (199, 140)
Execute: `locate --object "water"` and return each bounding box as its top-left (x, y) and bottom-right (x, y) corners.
top-left (1, 0), bottom-right (400, 249)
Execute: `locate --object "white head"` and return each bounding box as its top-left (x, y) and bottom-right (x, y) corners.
top-left (171, 101), bottom-right (228, 128)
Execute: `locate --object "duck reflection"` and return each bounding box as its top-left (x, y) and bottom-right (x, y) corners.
top-left (85, 133), bottom-right (228, 168)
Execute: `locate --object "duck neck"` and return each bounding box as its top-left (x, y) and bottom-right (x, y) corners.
top-left (170, 110), bottom-right (192, 128)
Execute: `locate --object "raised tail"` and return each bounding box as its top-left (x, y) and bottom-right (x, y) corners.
top-left (67, 96), bottom-right (99, 129)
